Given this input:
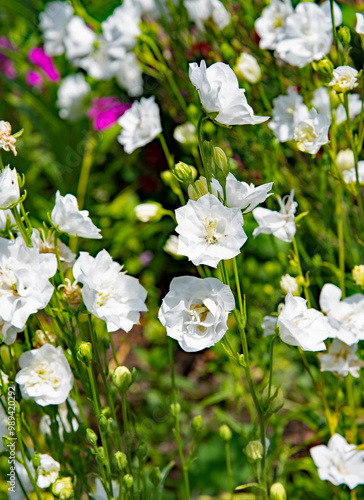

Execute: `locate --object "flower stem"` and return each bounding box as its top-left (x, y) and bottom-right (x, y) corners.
top-left (121, 392), bottom-right (132, 473)
top-left (225, 441), bottom-right (233, 500)
top-left (346, 375), bottom-right (357, 442)
top-left (292, 237), bottom-right (311, 307)
top-left (11, 206), bottom-right (33, 248)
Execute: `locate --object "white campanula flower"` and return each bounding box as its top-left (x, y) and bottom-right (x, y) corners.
top-left (32, 229), bottom-right (76, 271)
top-left (64, 16), bottom-right (96, 63)
top-left (211, 0), bottom-right (231, 30)
top-left (135, 202), bottom-right (162, 222)
top-left (293, 108), bottom-right (330, 155)
top-left (0, 121), bottom-right (17, 156)
top-left (73, 250), bottom-right (147, 333)
top-left (39, 398), bottom-right (79, 440)
top-left (277, 293), bottom-right (329, 351)
top-left (320, 284), bottom-right (364, 345)
top-left (184, 0), bottom-right (231, 32)
top-left (91, 478), bottom-right (120, 500)
top-left (329, 66), bottom-right (359, 94)
top-left (0, 237), bottom-right (57, 344)
top-left (211, 173), bottom-right (273, 213)
top-left (37, 454), bottom-right (60, 489)
top-left (15, 344), bottom-right (73, 406)
top-left (341, 161), bottom-right (364, 185)
top-left (175, 193), bottom-right (247, 268)
top-left (115, 52), bottom-right (143, 97)
top-left (56, 73), bottom-right (91, 121)
top-left (252, 189), bottom-right (297, 243)
top-left (0, 165), bottom-right (19, 208)
top-left (356, 13), bottom-right (364, 35)
top-left (255, 0), bottom-right (293, 50)
top-left (234, 53), bottom-right (261, 84)
top-left (51, 191), bottom-right (102, 239)
top-left (102, 4), bottom-right (141, 52)
top-left (312, 87), bottom-right (363, 126)
top-left (173, 122), bottom-right (197, 146)
top-left (280, 274), bottom-right (299, 295)
top-left (318, 339), bottom-right (363, 378)
top-left (310, 434), bottom-right (364, 489)
top-left (117, 96), bottom-right (162, 154)
top-left (39, 1), bottom-right (74, 56)
top-left (158, 276), bottom-right (235, 352)
top-left (163, 234), bottom-right (180, 257)
top-left (269, 87), bottom-right (310, 143)
top-left (262, 315), bottom-right (278, 337)
top-left (189, 60), bottom-right (270, 126)
top-left (77, 36), bottom-right (122, 81)
top-left (52, 477), bottom-right (74, 499)
top-left (336, 149), bottom-right (354, 172)
top-left (311, 87), bottom-right (332, 121)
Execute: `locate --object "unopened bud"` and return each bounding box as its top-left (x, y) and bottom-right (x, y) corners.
top-left (32, 453), bottom-right (41, 469)
top-left (338, 26), bottom-right (351, 44)
top-left (191, 415), bottom-right (203, 432)
top-left (213, 147), bottom-right (229, 180)
top-left (114, 451), bottom-right (128, 471)
top-left (86, 428), bottom-right (98, 446)
top-left (219, 424), bottom-right (232, 442)
top-left (123, 474), bottom-right (134, 489)
top-left (77, 341), bottom-right (92, 365)
top-left (170, 403), bottom-right (181, 417)
top-left (95, 447), bottom-right (107, 465)
top-left (313, 58), bottom-right (334, 75)
top-left (261, 385), bottom-right (284, 414)
top-left (59, 279), bottom-right (82, 309)
top-left (150, 467), bottom-right (162, 486)
top-left (111, 366), bottom-right (132, 392)
top-left (172, 162), bottom-right (195, 184)
top-left (244, 440), bottom-right (263, 462)
top-left (32, 329), bottom-right (56, 348)
top-left (52, 476), bottom-right (74, 499)
top-left (98, 414), bottom-right (108, 432)
top-left (188, 176), bottom-right (209, 200)
top-left (134, 203), bottom-right (162, 223)
top-left (270, 482), bottom-right (287, 500)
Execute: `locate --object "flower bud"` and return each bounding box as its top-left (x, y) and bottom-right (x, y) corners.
top-left (95, 446), bottom-right (107, 465)
top-left (32, 329), bottom-right (56, 348)
top-left (280, 274), bottom-right (299, 295)
top-left (261, 385), bottom-right (284, 414)
top-left (219, 424), bottom-right (232, 442)
top-left (0, 166), bottom-right (20, 208)
top-left (170, 403), bottom-right (181, 417)
top-left (134, 203), bottom-right (162, 223)
top-left (98, 414), bottom-right (108, 432)
top-left (172, 162), bottom-right (195, 184)
top-left (338, 26), bottom-right (351, 44)
top-left (213, 147), bottom-right (229, 180)
top-left (270, 482), bottom-right (287, 500)
top-left (77, 342), bottom-right (92, 365)
top-left (2, 435), bottom-right (14, 448)
top-left (313, 59), bottom-right (334, 75)
top-left (173, 123), bottom-right (198, 147)
top-left (191, 415), bottom-right (203, 432)
top-left (123, 474), bottom-right (133, 489)
top-left (352, 265), bottom-right (364, 287)
top-left (114, 451), bottom-right (128, 471)
top-left (52, 476), bottom-right (74, 499)
top-left (86, 428), bottom-right (98, 446)
top-left (32, 453), bottom-right (41, 469)
top-left (111, 366), bottom-right (132, 392)
top-left (244, 440), bottom-right (263, 462)
top-left (59, 279), bottom-right (82, 309)
top-left (149, 467), bottom-right (162, 486)
top-left (188, 176), bottom-right (209, 200)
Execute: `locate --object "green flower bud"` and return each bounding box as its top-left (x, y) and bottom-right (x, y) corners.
top-left (313, 59), bottom-right (334, 75)
top-left (270, 483), bottom-right (287, 500)
top-left (244, 440), bottom-right (264, 462)
top-left (123, 474), bottom-right (134, 489)
top-left (221, 42), bottom-right (235, 63)
top-left (32, 453), bottom-right (41, 469)
top-left (77, 341), bottom-right (92, 365)
top-left (261, 385), bottom-right (284, 414)
top-left (338, 26), bottom-right (351, 44)
top-left (188, 176), bottom-right (209, 201)
top-left (191, 415), bottom-right (203, 432)
top-left (86, 428), bottom-right (98, 446)
top-left (172, 162), bottom-right (195, 184)
top-left (150, 467), bottom-right (162, 486)
top-left (213, 147), bottom-right (230, 180)
top-left (2, 435), bottom-right (14, 448)
top-left (52, 476), bottom-right (74, 499)
top-left (114, 451), bottom-right (128, 471)
top-left (219, 424), bottom-right (232, 442)
top-left (95, 446), bottom-right (107, 466)
top-left (111, 366), bottom-right (132, 392)
top-left (98, 414), bottom-right (108, 432)
top-left (170, 403), bottom-right (181, 417)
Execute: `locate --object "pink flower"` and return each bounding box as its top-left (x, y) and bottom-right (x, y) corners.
top-left (0, 37), bottom-right (17, 80)
top-left (26, 70), bottom-right (44, 87)
top-left (87, 96), bottom-right (131, 131)
top-left (28, 47), bottom-right (60, 83)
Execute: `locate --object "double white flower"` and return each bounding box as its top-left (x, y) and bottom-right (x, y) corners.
top-left (318, 339), bottom-right (363, 378)
top-left (158, 276), bottom-right (235, 352)
top-left (0, 165), bottom-right (20, 209)
top-left (56, 74), bottom-right (91, 121)
top-left (293, 108), bottom-right (330, 155)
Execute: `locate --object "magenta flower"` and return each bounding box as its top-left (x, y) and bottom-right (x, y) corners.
top-left (28, 47), bottom-right (60, 83)
top-left (87, 96), bottom-right (131, 131)
top-left (26, 70), bottom-right (44, 88)
top-left (0, 37), bottom-right (17, 79)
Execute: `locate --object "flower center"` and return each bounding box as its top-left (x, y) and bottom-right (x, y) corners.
top-left (185, 303), bottom-right (210, 332)
top-left (29, 361), bottom-right (60, 390)
top-left (295, 123), bottom-right (316, 146)
top-left (0, 265), bottom-right (18, 296)
top-left (203, 217), bottom-right (225, 245)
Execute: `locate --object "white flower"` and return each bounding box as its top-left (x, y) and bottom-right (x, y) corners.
top-left (255, 0), bottom-right (293, 50)
top-left (73, 250), bottom-right (148, 333)
top-left (158, 276), bottom-right (235, 352)
top-left (0, 165), bottom-right (19, 208)
top-left (37, 454), bottom-right (60, 489)
top-left (0, 121), bottom-right (17, 156)
top-left (356, 13), bottom-right (364, 35)
top-left (189, 60), bottom-right (269, 126)
top-left (311, 87), bottom-right (332, 121)
top-left (102, 4), bottom-right (141, 52)
top-left (64, 16), bottom-right (96, 62)
top-left (135, 203), bottom-right (161, 222)
top-left (262, 315), bottom-right (278, 337)
top-left (0, 237), bottom-right (57, 344)
top-left (115, 52), bottom-right (143, 97)
top-left (293, 108), bottom-right (330, 154)
top-left (277, 293), bottom-right (329, 351)
top-left (32, 229), bottom-right (76, 271)
top-left (342, 162), bottom-right (364, 185)
top-left (51, 191), bottom-right (102, 239)
top-left (39, 398), bottom-right (79, 440)
top-left (211, 173), bottom-right (273, 213)
top-left (335, 93), bottom-right (362, 125)
top-left (280, 274), bottom-right (298, 295)
top-left (320, 284), bottom-right (364, 345)
top-left (318, 339), bottom-right (363, 378)
top-left (52, 477), bottom-right (74, 499)
top-left (163, 235), bottom-right (180, 257)
top-left (336, 149), bottom-right (355, 172)
top-left (234, 53), bottom-right (261, 84)
top-left (184, 0), bottom-right (231, 31)
top-left (211, 0), bottom-right (231, 30)
top-left (39, 1), bottom-right (74, 56)
top-left (56, 74), bottom-right (91, 121)
top-left (13, 458), bottom-right (35, 500)
top-left (329, 66), bottom-right (359, 94)
top-left (268, 87), bottom-right (309, 143)
top-left (117, 97), bottom-right (162, 154)
top-left (91, 478), bottom-right (120, 500)
top-left (252, 189), bottom-right (297, 243)
top-left (77, 35), bottom-right (122, 80)
top-left (173, 123), bottom-right (197, 146)
top-left (310, 434), bottom-right (364, 489)
top-left (15, 344), bottom-right (73, 406)
top-left (175, 193), bottom-right (247, 268)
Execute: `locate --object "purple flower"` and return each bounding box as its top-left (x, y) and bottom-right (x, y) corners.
top-left (28, 47), bottom-right (60, 83)
top-left (0, 37), bottom-right (17, 79)
top-left (87, 96), bottom-right (131, 131)
top-left (26, 70), bottom-right (44, 88)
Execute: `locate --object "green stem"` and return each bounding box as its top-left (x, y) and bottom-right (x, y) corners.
top-left (320, 372), bottom-right (335, 436)
top-left (121, 392), bottom-right (132, 473)
top-left (77, 135), bottom-right (97, 211)
top-left (292, 237), bottom-right (310, 307)
top-left (14, 429), bottom-right (42, 500)
top-left (329, 0), bottom-right (341, 65)
top-left (335, 184), bottom-right (346, 297)
top-left (11, 206), bottom-right (32, 247)
top-left (346, 375), bottom-right (357, 442)
top-left (268, 336), bottom-right (278, 401)
top-left (225, 441), bottom-right (233, 500)
top-left (54, 233), bottom-right (65, 284)
top-left (159, 134), bottom-right (174, 169)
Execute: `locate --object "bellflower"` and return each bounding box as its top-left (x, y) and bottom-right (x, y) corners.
top-left (102, 5), bottom-right (141, 52)
top-left (56, 73), bottom-right (91, 121)
top-left (252, 190), bottom-right (297, 242)
top-left (91, 478), bottom-right (120, 500)
top-left (64, 16), bottom-right (96, 63)
top-left (280, 274), bottom-right (299, 295)
top-left (115, 51), bottom-right (143, 97)
top-left (318, 339), bottom-right (363, 378)
top-left (277, 293), bottom-right (329, 351)
top-left (255, 0), bottom-right (293, 50)
top-left (335, 93), bottom-right (362, 125)
top-left (51, 191), bottom-right (102, 239)
top-left (73, 250), bottom-right (148, 333)
top-left (0, 165), bottom-right (20, 208)
top-left (32, 229), bottom-right (76, 271)
top-left (185, 0), bottom-right (231, 32)
top-left (175, 193), bottom-right (247, 267)
top-left (39, 1), bottom-right (74, 56)
top-left (356, 13), bottom-right (364, 35)
top-left (341, 162), bottom-right (364, 185)
top-left (15, 344), bottom-right (73, 406)
top-left (329, 66), bottom-right (359, 94)
top-left (158, 276), bottom-right (235, 352)
top-left (320, 284), bottom-right (364, 345)
top-left (87, 96), bottom-right (131, 132)
top-left (293, 109), bottom-right (330, 154)
top-left (310, 434), bottom-right (364, 489)
top-left (37, 454), bottom-right (60, 489)
top-left (189, 60), bottom-right (269, 126)
top-left (28, 47), bottom-right (60, 82)
top-left (234, 53), bottom-right (261, 84)
top-left (77, 35), bottom-right (122, 80)
top-left (0, 120), bottom-right (17, 156)
top-left (117, 96), bottom-right (162, 154)
top-left (269, 87), bottom-right (309, 143)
